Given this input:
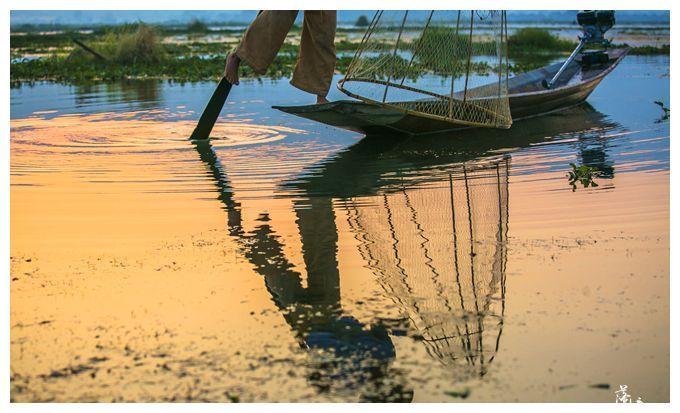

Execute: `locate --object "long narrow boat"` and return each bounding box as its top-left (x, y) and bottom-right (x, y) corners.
top-left (274, 48), bottom-right (629, 136)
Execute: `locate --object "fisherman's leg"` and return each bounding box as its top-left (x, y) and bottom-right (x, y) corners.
top-left (290, 10), bottom-right (337, 102)
top-left (225, 10), bottom-right (298, 84)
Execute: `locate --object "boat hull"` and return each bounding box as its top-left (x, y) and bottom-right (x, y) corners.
top-left (274, 48), bottom-right (629, 136)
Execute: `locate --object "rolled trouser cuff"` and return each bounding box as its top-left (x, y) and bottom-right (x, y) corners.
top-left (289, 76), bottom-right (331, 97)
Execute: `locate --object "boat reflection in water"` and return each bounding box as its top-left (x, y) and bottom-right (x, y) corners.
top-left (192, 103), bottom-right (617, 400)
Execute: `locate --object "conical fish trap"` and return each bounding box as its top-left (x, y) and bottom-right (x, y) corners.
top-left (339, 10), bottom-right (512, 129)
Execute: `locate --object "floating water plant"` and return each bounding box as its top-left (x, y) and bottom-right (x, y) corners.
top-left (567, 163), bottom-right (601, 191)
top-left (654, 100), bottom-right (670, 122)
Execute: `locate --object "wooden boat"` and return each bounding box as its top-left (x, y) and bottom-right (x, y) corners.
top-left (281, 103), bottom-right (618, 199)
top-left (274, 48), bottom-right (629, 136)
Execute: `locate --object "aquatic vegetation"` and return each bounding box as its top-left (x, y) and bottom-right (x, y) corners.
top-left (10, 32), bottom-right (75, 50)
top-left (508, 28), bottom-right (575, 53)
top-left (120, 26), bottom-right (164, 64)
top-left (411, 27), bottom-right (470, 74)
top-left (566, 163), bottom-right (602, 191)
top-left (110, 23), bottom-right (167, 64)
top-left (625, 44), bottom-right (670, 55)
top-left (510, 53), bottom-right (561, 73)
top-left (66, 23), bottom-right (166, 65)
top-left (654, 100), bottom-right (670, 123)
top-left (11, 53), bottom-right (312, 83)
top-left (335, 39), bottom-right (361, 51)
top-left (9, 22), bottom-right (669, 84)
top-left (444, 388), bottom-right (471, 399)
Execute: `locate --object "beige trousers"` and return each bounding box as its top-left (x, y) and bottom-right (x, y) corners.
top-left (234, 10), bottom-right (337, 97)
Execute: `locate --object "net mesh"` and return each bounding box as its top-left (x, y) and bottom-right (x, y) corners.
top-left (342, 158), bottom-right (509, 377)
top-left (339, 10), bottom-right (512, 129)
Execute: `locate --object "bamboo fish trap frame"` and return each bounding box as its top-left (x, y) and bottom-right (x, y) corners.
top-left (339, 10), bottom-right (512, 129)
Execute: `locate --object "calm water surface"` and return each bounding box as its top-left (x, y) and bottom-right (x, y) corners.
top-left (10, 55), bottom-right (669, 402)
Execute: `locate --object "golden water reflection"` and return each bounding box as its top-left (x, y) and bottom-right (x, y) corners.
top-left (10, 103), bottom-right (669, 402)
top-left (194, 136), bottom-right (510, 399)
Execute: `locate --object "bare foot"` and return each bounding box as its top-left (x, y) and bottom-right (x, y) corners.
top-left (316, 95), bottom-right (329, 104)
top-left (224, 53), bottom-right (240, 85)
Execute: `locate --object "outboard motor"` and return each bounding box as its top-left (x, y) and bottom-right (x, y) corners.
top-left (542, 10), bottom-right (615, 89)
top-left (577, 10), bottom-right (616, 44)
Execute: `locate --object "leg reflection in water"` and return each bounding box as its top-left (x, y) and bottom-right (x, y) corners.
top-left (192, 140), bottom-right (412, 402)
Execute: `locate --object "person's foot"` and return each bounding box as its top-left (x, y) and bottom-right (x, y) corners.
top-left (224, 53), bottom-right (240, 85)
top-left (316, 95), bottom-right (329, 104)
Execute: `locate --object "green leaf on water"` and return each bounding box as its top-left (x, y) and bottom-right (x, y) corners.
top-left (566, 163), bottom-right (602, 191)
top-left (444, 388), bottom-right (471, 399)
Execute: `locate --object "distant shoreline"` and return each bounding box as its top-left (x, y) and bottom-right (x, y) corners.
top-left (10, 9), bottom-right (671, 27)
top-left (10, 21), bottom-right (670, 85)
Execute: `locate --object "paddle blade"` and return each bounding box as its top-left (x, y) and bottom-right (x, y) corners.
top-left (190, 77), bottom-right (232, 140)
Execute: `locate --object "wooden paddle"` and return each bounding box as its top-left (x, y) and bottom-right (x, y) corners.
top-left (190, 77), bottom-right (233, 140)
